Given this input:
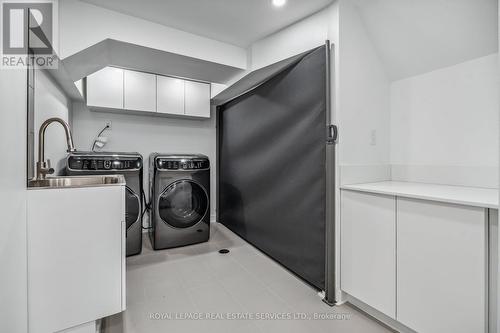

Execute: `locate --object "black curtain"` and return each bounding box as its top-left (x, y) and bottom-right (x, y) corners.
top-left (218, 46), bottom-right (327, 290)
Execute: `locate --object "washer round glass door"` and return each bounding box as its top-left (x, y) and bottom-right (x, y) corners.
top-left (158, 180), bottom-right (209, 228)
top-left (125, 186), bottom-right (140, 230)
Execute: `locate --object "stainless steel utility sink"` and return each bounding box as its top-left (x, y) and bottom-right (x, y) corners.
top-left (28, 175), bottom-right (125, 189)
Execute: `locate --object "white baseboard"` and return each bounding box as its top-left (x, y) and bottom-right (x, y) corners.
top-left (57, 321), bottom-right (96, 333)
top-left (342, 292), bottom-right (417, 333)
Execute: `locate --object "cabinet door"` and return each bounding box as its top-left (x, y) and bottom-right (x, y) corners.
top-left (397, 198), bottom-right (486, 333)
top-left (341, 190), bottom-right (396, 318)
top-left (27, 186), bottom-right (125, 333)
top-left (123, 70), bottom-right (156, 112)
top-left (185, 80), bottom-right (210, 118)
top-left (86, 67), bottom-right (124, 109)
top-left (157, 76), bottom-right (185, 115)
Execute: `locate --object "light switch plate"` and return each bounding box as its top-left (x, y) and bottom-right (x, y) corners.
top-left (370, 129), bottom-right (377, 146)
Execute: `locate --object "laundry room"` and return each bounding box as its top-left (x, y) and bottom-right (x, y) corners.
top-left (70, 81), bottom-right (219, 227)
top-left (0, 1), bottom-right (499, 333)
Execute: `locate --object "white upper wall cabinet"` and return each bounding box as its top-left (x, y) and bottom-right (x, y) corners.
top-left (185, 80), bottom-right (210, 118)
top-left (86, 67), bottom-right (124, 109)
top-left (86, 67), bottom-right (211, 119)
top-left (157, 76), bottom-right (185, 115)
top-left (123, 70), bottom-right (157, 112)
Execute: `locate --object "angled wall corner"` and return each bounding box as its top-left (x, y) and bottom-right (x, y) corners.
top-left (62, 39), bottom-right (246, 85)
top-left (61, 39), bottom-right (113, 83)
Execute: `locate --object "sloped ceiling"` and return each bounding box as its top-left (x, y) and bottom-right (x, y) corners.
top-left (353, 0), bottom-right (498, 80)
top-left (78, 0), bottom-right (335, 47)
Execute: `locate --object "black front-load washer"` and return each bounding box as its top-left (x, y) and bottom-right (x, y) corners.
top-left (66, 151), bottom-right (144, 256)
top-left (149, 153), bottom-right (210, 250)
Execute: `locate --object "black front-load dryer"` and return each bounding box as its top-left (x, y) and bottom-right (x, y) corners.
top-left (149, 154), bottom-right (210, 250)
top-left (66, 151), bottom-right (144, 256)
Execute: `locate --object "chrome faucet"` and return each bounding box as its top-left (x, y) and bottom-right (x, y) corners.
top-left (36, 117), bottom-right (76, 180)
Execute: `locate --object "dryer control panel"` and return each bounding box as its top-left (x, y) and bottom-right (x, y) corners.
top-left (156, 158), bottom-right (209, 171)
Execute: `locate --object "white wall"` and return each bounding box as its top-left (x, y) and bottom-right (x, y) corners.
top-left (250, 3), bottom-right (338, 70)
top-left (0, 69), bottom-right (28, 332)
top-left (248, 2), bottom-right (339, 128)
top-left (58, 0), bottom-right (247, 69)
top-left (391, 54), bottom-right (499, 188)
top-left (352, 0), bottom-right (498, 81)
top-left (337, 0), bottom-right (391, 185)
top-left (71, 104), bottom-right (217, 223)
top-left (337, 2), bottom-right (498, 189)
top-left (34, 70), bottom-right (72, 175)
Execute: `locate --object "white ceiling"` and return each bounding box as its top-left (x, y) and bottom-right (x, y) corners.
top-left (353, 0), bottom-right (498, 80)
top-left (79, 0), bottom-right (335, 47)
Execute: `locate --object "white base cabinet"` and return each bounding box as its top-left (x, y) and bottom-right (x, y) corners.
top-left (341, 190), bottom-right (396, 318)
top-left (340, 189), bottom-right (488, 333)
top-left (397, 198), bottom-right (486, 333)
top-left (27, 185), bottom-right (126, 333)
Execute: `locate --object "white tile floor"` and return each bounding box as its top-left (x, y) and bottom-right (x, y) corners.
top-left (104, 223), bottom-right (392, 333)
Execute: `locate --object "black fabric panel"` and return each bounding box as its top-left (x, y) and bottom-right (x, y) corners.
top-left (219, 46), bottom-right (326, 290)
top-left (211, 46), bottom-right (322, 106)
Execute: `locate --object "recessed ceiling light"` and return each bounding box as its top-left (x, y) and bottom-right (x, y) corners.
top-left (272, 0), bottom-right (287, 8)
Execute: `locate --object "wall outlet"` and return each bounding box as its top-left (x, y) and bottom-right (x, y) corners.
top-left (105, 120), bottom-right (112, 130)
top-left (370, 129), bottom-right (377, 146)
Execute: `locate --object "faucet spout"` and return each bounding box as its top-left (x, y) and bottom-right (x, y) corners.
top-left (36, 117), bottom-right (76, 180)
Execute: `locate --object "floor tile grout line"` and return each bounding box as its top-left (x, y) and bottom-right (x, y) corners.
top-left (115, 224), bottom-right (392, 333)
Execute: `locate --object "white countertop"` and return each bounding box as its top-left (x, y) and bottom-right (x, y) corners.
top-left (341, 181), bottom-right (498, 209)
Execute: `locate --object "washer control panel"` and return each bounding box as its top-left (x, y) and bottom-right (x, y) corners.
top-left (157, 158), bottom-right (209, 171)
top-left (68, 156), bottom-right (142, 171)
